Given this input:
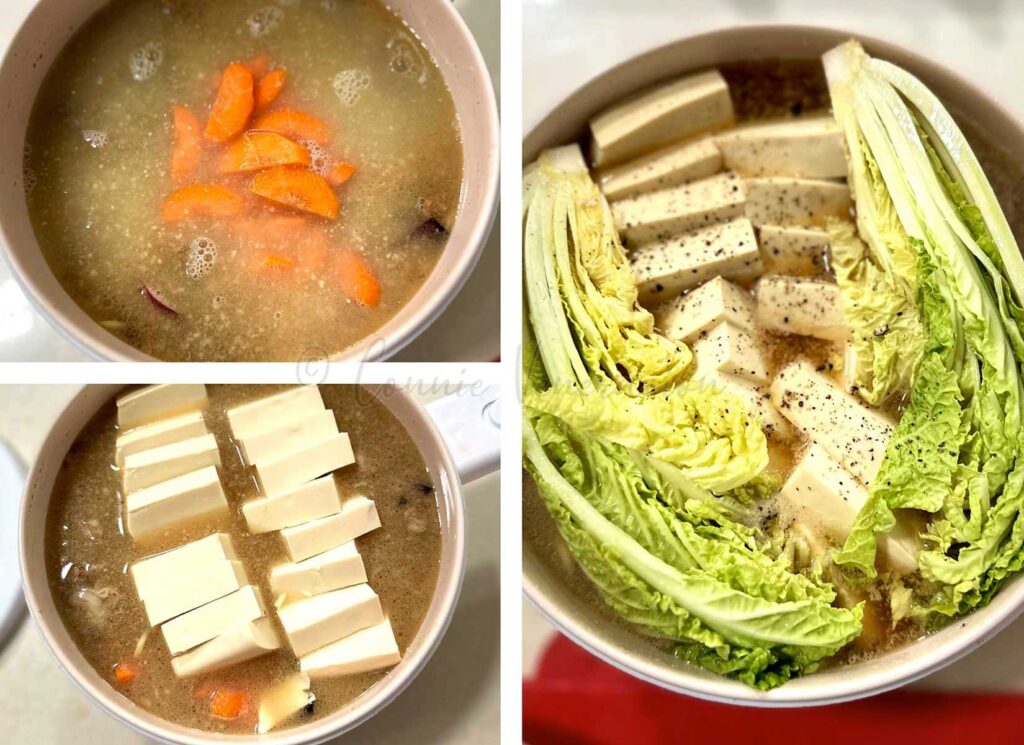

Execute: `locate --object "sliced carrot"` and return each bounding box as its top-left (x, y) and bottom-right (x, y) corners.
top-left (256, 68), bottom-right (287, 109)
top-left (334, 250), bottom-right (381, 306)
top-left (253, 108), bottom-right (330, 144)
top-left (205, 63), bottom-right (255, 143)
top-left (210, 689), bottom-right (247, 720)
top-left (245, 53), bottom-right (271, 79)
top-left (229, 215), bottom-right (309, 245)
top-left (218, 131), bottom-right (310, 173)
top-left (113, 660), bottom-right (140, 686)
top-left (262, 254), bottom-right (295, 268)
top-left (250, 166), bottom-right (339, 219)
top-left (298, 229), bottom-right (330, 273)
top-left (326, 161), bottom-right (356, 186)
top-left (171, 106), bottom-right (201, 181)
top-left (161, 184), bottom-right (244, 222)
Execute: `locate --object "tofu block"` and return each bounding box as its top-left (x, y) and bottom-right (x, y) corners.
top-left (161, 585), bottom-right (266, 655)
top-left (630, 217), bottom-right (762, 304)
top-left (692, 322), bottom-right (769, 383)
top-left (612, 171), bottom-right (746, 245)
top-left (122, 433), bottom-right (221, 494)
top-left (240, 409), bottom-right (338, 465)
top-left (300, 617), bottom-right (401, 679)
top-left (277, 584), bottom-right (384, 657)
top-left (714, 116), bottom-right (846, 179)
top-left (255, 433), bottom-right (355, 498)
top-left (599, 136), bottom-right (722, 201)
top-left (131, 533), bottom-right (237, 592)
top-left (654, 276), bottom-right (755, 342)
top-left (590, 69), bottom-right (734, 167)
top-left (699, 372), bottom-right (792, 439)
top-left (758, 224), bottom-right (830, 275)
top-left (257, 672), bottom-right (313, 734)
top-left (140, 560), bottom-right (248, 626)
top-left (755, 276), bottom-right (848, 341)
top-left (126, 465), bottom-right (228, 541)
top-left (243, 475), bottom-right (342, 534)
top-left (770, 359), bottom-right (894, 486)
top-left (843, 342), bottom-right (860, 395)
top-left (171, 617), bottom-right (281, 677)
top-left (226, 386), bottom-right (325, 440)
top-left (780, 444), bottom-right (919, 573)
top-left (115, 411), bottom-right (207, 468)
top-left (745, 177), bottom-right (852, 228)
top-left (270, 542), bottom-right (367, 597)
top-left (280, 496), bottom-right (381, 562)
top-left (117, 384), bottom-right (208, 430)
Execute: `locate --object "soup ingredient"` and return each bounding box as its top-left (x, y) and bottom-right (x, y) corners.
top-left (227, 384), bottom-right (324, 436)
top-left (218, 131), bottom-right (311, 173)
top-left (758, 225), bottom-right (829, 275)
top-left (256, 68), bottom-right (287, 108)
top-left (173, 614), bottom-right (282, 679)
top-left (254, 432), bottom-right (354, 496)
top-left (654, 275), bottom-right (756, 343)
top-left (257, 673), bottom-right (313, 734)
top-left (171, 106), bottom-right (202, 181)
top-left (209, 688), bottom-right (248, 720)
top-left (140, 283), bottom-right (181, 316)
top-left (238, 409), bottom-right (338, 465)
top-left (280, 496), bottom-right (380, 562)
top-left (598, 136), bottom-right (722, 201)
top-left (113, 659), bottom-right (140, 686)
top-left (205, 62), bottom-right (255, 143)
top-left (250, 166), bottom-right (339, 219)
top-left (713, 115), bottom-right (847, 179)
top-left (744, 177), bottom-right (851, 228)
top-left (278, 584), bottom-right (384, 657)
top-left (162, 585), bottom-right (267, 655)
top-left (125, 465), bottom-right (228, 540)
top-left (326, 161), bottom-right (356, 186)
top-left (753, 275), bottom-right (848, 341)
top-left (115, 410), bottom-right (207, 467)
top-left (692, 322), bottom-right (769, 382)
top-left (161, 184), bottom-right (245, 221)
top-left (116, 383), bottom-right (208, 429)
top-left (242, 475), bottom-right (342, 534)
top-left (269, 542), bottom-right (367, 596)
top-left (254, 108), bottom-right (331, 144)
top-left (122, 432), bottom-right (221, 492)
top-left (411, 216), bottom-right (449, 242)
top-left (824, 41), bottom-right (1024, 617)
top-left (300, 617), bottom-right (401, 679)
top-left (333, 251), bottom-right (381, 306)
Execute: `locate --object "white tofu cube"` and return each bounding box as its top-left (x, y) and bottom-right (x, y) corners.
top-left (226, 386), bottom-right (325, 440)
top-left (161, 585), bottom-right (267, 655)
top-left (131, 533), bottom-right (236, 590)
top-left (257, 673), bottom-right (313, 734)
top-left (255, 433), bottom-right (355, 498)
top-left (140, 560), bottom-right (248, 626)
top-left (599, 135), bottom-right (722, 201)
top-left (277, 584), bottom-right (384, 657)
top-left (714, 115), bottom-right (847, 179)
top-left (758, 225), bottom-right (830, 275)
top-left (654, 276), bottom-right (755, 342)
top-left (300, 617), bottom-right (401, 679)
top-left (117, 384), bottom-right (208, 430)
top-left (755, 275), bottom-right (848, 341)
top-left (115, 410), bottom-right (208, 468)
top-left (242, 475), bottom-right (342, 534)
top-left (270, 542), bottom-right (367, 597)
top-left (745, 177), bottom-right (852, 228)
top-left (280, 496), bottom-right (381, 562)
top-left (590, 69), bottom-right (734, 167)
top-left (122, 433), bottom-right (221, 494)
top-left (693, 322), bottom-right (769, 383)
top-left (239, 409), bottom-right (338, 465)
top-left (126, 465), bottom-right (228, 541)
top-left (171, 616), bottom-right (281, 677)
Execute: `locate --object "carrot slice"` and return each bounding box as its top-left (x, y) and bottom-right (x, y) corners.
top-left (162, 184), bottom-right (244, 222)
top-left (229, 215), bottom-right (309, 245)
top-left (246, 53), bottom-right (271, 79)
top-left (210, 689), bottom-right (247, 720)
top-left (256, 68), bottom-right (287, 108)
top-left (253, 108), bottom-right (330, 144)
top-left (326, 161), bottom-right (356, 186)
top-left (334, 251), bottom-right (381, 306)
top-left (250, 166), bottom-right (338, 219)
top-left (113, 660), bottom-right (140, 686)
top-left (205, 63), bottom-right (255, 143)
top-left (218, 131), bottom-right (310, 173)
top-left (171, 106), bottom-right (201, 181)
top-left (262, 254), bottom-right (295, 268)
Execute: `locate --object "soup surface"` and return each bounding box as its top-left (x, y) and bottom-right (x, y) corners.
top-left (45, 384), bottom-right (442, 734)
top-left (26, 0), bottom-right (463, 361)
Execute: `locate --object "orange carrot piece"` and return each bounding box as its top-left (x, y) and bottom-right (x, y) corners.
top-left (161, 184), bottom-right (245, 222)
top-left (262, 254), bottom-right (295, 268)
top-left (250, 166), bottom-right (339, 219)
top-left (326, 161), bottom-right (356, 186)
top-left (113, 660), bottom-right (140, 686)
top-left (218, 131), bottom-right (310, 173)
top-left (210, 689), bottom-right (247, 720)
top-left (171, 106), bottom-right (201, 181)
top-left (253, 108), bottom-right (330, 144)
top-left (205, 63), bottom-right (255, 143)
top-left (256, 68), bottom-right (287, 109)
top-left (246, 53), bottom-right (271, 79)
top-left (334, 251), bottom-right (381, 306)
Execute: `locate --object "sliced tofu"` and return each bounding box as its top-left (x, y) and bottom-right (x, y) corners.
top-left (242, 475), bottom-right (342, 534)
top-left (770, 359), bottom-right (894, 486)
top-left (698, 372), bottom-right (792, 439)
top-left (240, 409), bottom-right (338, 465)
top-left (270, 542), bottom-right (367, 597)
top-left (745, 177), bottom-right (852, 228)
top-left (300, 617), bottom-right (401, 679)
top-left (117, 384), bottom-right (208, 430)
top-left (131, 533), bottom-right (237, 590)
top-left (843, 342), bottom-right (860, 395)
top-left (115, 411), bottom-right (207, 468)
top-left (125, 465), bottom-right (228, 541)
top-left (630, 217), bottom-right (762, 304)
top-left (755, 276), bottom-right (848, 341)
top-left (599, 136), bottom-right (722, 201)
top-left (590, 69), bottom-right (734, 167)
top-left (280, 496), bottom-right (381, 562)
top-left (140, 559), bottom-right (248, 626)
top-left (257, 672), bottom-right (313, 734)
top-left (171, 616), bottom-right (281, 677)
top-left (255, 433), bottom-right (355, 498)
top-left (758, 225), bottom-right (830, 275)
top-left (226, 386), bottom-right (325, 440)
top-left (714, 116), bottom-right (846, 179)
top-left (277, 584), bottom-right (384, 657)
top-left (693, 322), bottom-right (769, 383)
top-left (122, 433), bottom-right (221, 494)
top-left (654, 276), bottom-right (755, 342)
top-left (780, 444), bottom-right (919, 574)
top-left (161, 585), bottom-right (267, 655)
top-left (612, 171), bottom-right (746, 246)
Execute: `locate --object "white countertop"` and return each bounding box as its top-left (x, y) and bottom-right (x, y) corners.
top-left (522, 0), bottom-right (1024, 692)
top-left (0, 0), bottom-right (499, 363)
top-left (0, 385), bottom-right (499, 744)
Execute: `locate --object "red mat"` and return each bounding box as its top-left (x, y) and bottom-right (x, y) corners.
top-left (523, 634), bottom-right (1024, 745)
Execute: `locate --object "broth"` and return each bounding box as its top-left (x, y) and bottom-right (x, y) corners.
top-left (45, 384), bottom-right (442, 734)
top-left (25, 0), bottom-right (463, 361)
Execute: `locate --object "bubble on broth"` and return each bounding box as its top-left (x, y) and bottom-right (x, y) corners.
top-left (304, 140), bottom-right (331, 177)
top-left (82, 129), bottom-right (109, 149)
top-left (212, 294), bottom-right (225, 308)
top-left (247, 6), bottom-right (284, 38)
top-left (129, 41), bottom-right (163, 82)
top-left (185, 236), bottom-right (218, 279)
top-left (386, 33), bottom-right (427, 85)
top-left (331, 69), bottom-right (371, 107)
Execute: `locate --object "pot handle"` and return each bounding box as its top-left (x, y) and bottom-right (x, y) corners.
top-left (0, 442), bottom-right (26, 651)
top-left (425, 385), bottom-right (500, 484)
